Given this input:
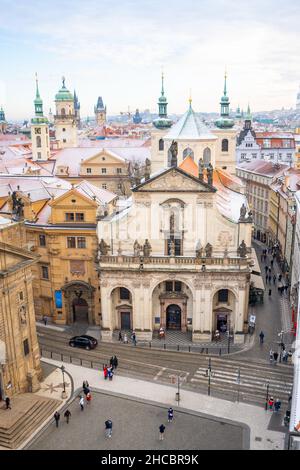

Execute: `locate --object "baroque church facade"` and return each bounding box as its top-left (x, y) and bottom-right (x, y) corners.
top-left (97, 75), bottom-right (253, 343)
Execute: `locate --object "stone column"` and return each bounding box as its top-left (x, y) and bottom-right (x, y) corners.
top-left (100, 283), bottom-right (113, 341)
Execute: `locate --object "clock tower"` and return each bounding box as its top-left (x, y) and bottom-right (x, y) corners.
top-left (31, 75), bottom-right (50, 162)
top-left (54, 77), bottom-right (78, 148)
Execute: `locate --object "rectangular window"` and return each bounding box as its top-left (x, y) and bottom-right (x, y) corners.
top-left (67, 237), bottom-right (76, 248)
top-left (218, 289), bottom-right (228, 302)
top-left (65, 213), bottom-right (75, 221)
top-left (39, 234), bottom-right (46, 247)
top-left (174, 281), bottom-right (182, 292)
top-left (37, 152), bottom-right (42, 159)
top-left (117, 168), bottom-right (122, 174)
top-left (23, 339), bottom-right (30, 356)
top-left (120, 287), bottom-right (130, 300)
top-left (75, 213), bottom-right (85, 221)
top-left (41, 266), bottom-right (49, 279)
top-left (102, 168), bottom-right (107, 174)
top-left (165, 281), bottom-right (173, 292)
top-left (19, 291), bottom-right (24, 301)
top-left (77, 237), bottom-right (86, 249)
top-left (87, 168), bottom-right (92, 174)
top-left (102, 184), bottom-right (107, 189)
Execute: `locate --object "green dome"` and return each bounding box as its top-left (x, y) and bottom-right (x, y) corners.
top-left (153, 117), bottom-right (173, 129)
top-left (215, 116), bottom-right (234, 129)
top-left (55, 78), bottom-right (74, 101)
top-left (158, 95), bottom-right (167, 103)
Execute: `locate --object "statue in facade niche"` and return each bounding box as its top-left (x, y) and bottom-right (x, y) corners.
top-left (205, 242), bottom-right (213, 258)
top-left (246, 210), bottom-right (253, 223)
top-left (198, 158), bottom-right (205, 182)
top-left (99, 239), bottom-right (109, 255)
top-left (144, 158), bottom-right (151, 181)
top-left (239, 203), bottom-right (247, 221)
top-left (169, 140), bottom-right (178, 167)
top-left (133, 240), bottom-right (141, 256)
top-left (207, 163), bottom-right (214, 186)
top-left (143, 239), bottom-right (152, 257)
top-left (195, 240), bottom-right (203, 258)
top-left (237, 240), bottom-right (247, 258)
top-left (169, 239), bottom-right (175, 256)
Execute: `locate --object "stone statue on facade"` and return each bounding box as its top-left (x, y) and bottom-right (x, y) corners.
top-left (11, 191), bottom-right (24, 219)
top-left (143, 239), bottom-right (152, 257)
top-left (207, 163), bottom-right (214, 186)
top-left (133, 163), bottom-right (141, 186)
top-left (169, 239), bottom-right (175, 256)
top-left (169, 140), bottom-right (178, 167)
top-left (205, 242), bottom-right (213, 258)
top-left (99, 238), bottom-right (109, 255)
top-left (237, 240), bottom-right (247, 258)
top-left (246, 210), bottom-right (253, 223)
top-left (144, 158), bottom-right (151, 181)
top-left (195, 240), bottom-right (203, 258)
top-left (239, 203), bottom-right (247, 222)
top-left (133, 240), bottom-right (142, 256)
top-left (198, 158), bottom-right (205, 182)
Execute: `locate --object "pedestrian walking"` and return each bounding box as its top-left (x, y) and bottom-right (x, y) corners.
top-left (5, 397), bottom-right (11, 410)
top-left (273, 274), bottom-right (276, 284)
top-left (103, 364), bottom-right (108, 380)
top-left (43, 315), bottom-right (48, 326)
top-left (118, 331), bottom-right (122, 342)
top-left (107, 367), bottom-right (114, 381)
top-left (83, 385), bottom-right (90, 396)
top-left (64, 409), bottom-right (71, 423)
top-left (265, 266), bottom-right (268, 274)
top-left (123, 333), bottom-right (128, 344)
top-left (273, 351), bottom-right (278, 364)
top-left (268, 275), bottom-right (272, 283)
top-left (268, 288), bottom-right (272, 297)
top-left (278, 274), bottom-right (282, 282)
top-left (259, 331), bottom-right (265, 344)
top-left (269, 349), bottom-right (274, 363)
top-left (82, 380), bottom-right (89, 389)
top-left (113, 355), bottom-right (118, 370)
top-left (109, 356), bottom-right (114, 370)
top-left (131, 331), bottom-right (137, 346)
top-left (274, 399), bottom-right (281, 412)
top-left (159, 424), bottom-right (166, 441)
top-left (105, 419), bottom-right (113, 438)
top-left (268, 267), bottom-right (271, 274)
top-left (282, 350), bottom-right (288, 363)
top-left (271, 259), bottom-right (274, 268)
top-left (54, 411), bottom-right (60, 428)
top-left (265, 273), bottom-right (268, 284)
top-left (86, 392), bottom-right (92, 404)
top-left (79, 395), bottom-right (84, 411)
top-left (168, 407), bottom-right (174, 423)
top-left (268, 397), bottom-right (274, 410)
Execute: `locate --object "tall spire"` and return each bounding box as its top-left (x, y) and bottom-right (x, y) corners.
top-left (161, 71), bottom-right (164, 97)
top-left (215, 70), bottom-right (234, 129)
top-left (189, 89), bottom-right (192, 109)
top-left (34, 73), bottom-right (44, 117)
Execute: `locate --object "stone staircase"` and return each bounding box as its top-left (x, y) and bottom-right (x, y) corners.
top-left (0, 394), bottom-right (61, 449)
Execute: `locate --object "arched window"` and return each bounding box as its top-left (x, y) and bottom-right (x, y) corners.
top-left (159, 138), bottom-right (164, 151)
top-left (183, 147), bottom-right (194, 160)
top-left (203, 147), bottom-right (211, 167)
top-left (222, 139), bottom-right (229, 152)
top-left (36, 136), bottom-right (41, 148)
top-left (61, 108), bottom-right (66, 116)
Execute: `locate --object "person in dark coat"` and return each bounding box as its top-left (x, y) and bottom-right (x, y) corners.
top-left (273, 274), bottom-right (276, 284)
top-left (259, 331), bottom-right (265, 344)
top-left (265, 266), bottom-right (268, 274)
top-left (113, 355), bottom-right (118, 369)
top-left (268, 288), bottom-right (272, 297)
top-left (64, 409), bottom-right (71, 423)
top-left (273, 351), bottom-right (278, 364)
top-left (54, 411), bottom-right (60, 427)
top-left (5, 397), bottom-right (11, 410)
top-left (118, 331), bottom-right (122, 342)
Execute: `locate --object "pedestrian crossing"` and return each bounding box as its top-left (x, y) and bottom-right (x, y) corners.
top-left (188, 360), bottom-right (293, 405)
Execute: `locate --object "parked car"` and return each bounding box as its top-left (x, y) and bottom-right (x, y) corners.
top-left (69, 335), bottom-right (98, 350)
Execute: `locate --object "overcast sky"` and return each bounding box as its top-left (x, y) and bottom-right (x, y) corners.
top-left (1, 0), bottom-right (300, 120)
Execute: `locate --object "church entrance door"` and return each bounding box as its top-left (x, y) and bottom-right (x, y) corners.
top-left (121, 312), bottom-right (131, 330)
top-left (166, 304), bottom-right (181, 330)
top-left (72, 297), bottom-right (89, 323)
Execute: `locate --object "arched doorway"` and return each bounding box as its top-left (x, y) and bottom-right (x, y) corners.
top-left (72, 297), bottom-right (88, 323)
top-left (62, 281), bottom-right (95, 325)
top-left (166, 304), bottom-right (181, 329)
top-left (111, 287), bottom-right (133, 330)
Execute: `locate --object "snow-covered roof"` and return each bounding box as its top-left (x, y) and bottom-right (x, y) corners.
top-left (164, 105), bottom-right (217, 141)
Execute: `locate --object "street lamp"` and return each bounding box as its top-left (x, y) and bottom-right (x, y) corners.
top-left (205, 358), bottom-right (213, 396)
top-left (265, 381), bottom-right (270, 410)
top-left (60, 365), bottom-right (67, 399)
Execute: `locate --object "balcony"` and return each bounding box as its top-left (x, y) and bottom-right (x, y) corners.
top-left (98, 254), bottom-right (250, 272)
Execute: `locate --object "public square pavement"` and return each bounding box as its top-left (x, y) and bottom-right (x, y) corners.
top-left (28, 390), bottom-right (247, 450)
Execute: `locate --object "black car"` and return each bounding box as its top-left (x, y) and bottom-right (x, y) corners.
top-left (69, 335), bottom-right (98, 350)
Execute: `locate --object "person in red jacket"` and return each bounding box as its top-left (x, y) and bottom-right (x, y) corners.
top-left (103, 364), bottom-right (108, 380)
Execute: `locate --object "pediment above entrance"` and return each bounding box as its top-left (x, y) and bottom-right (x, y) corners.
top-left (133, 167), bottom-right (216, 193)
